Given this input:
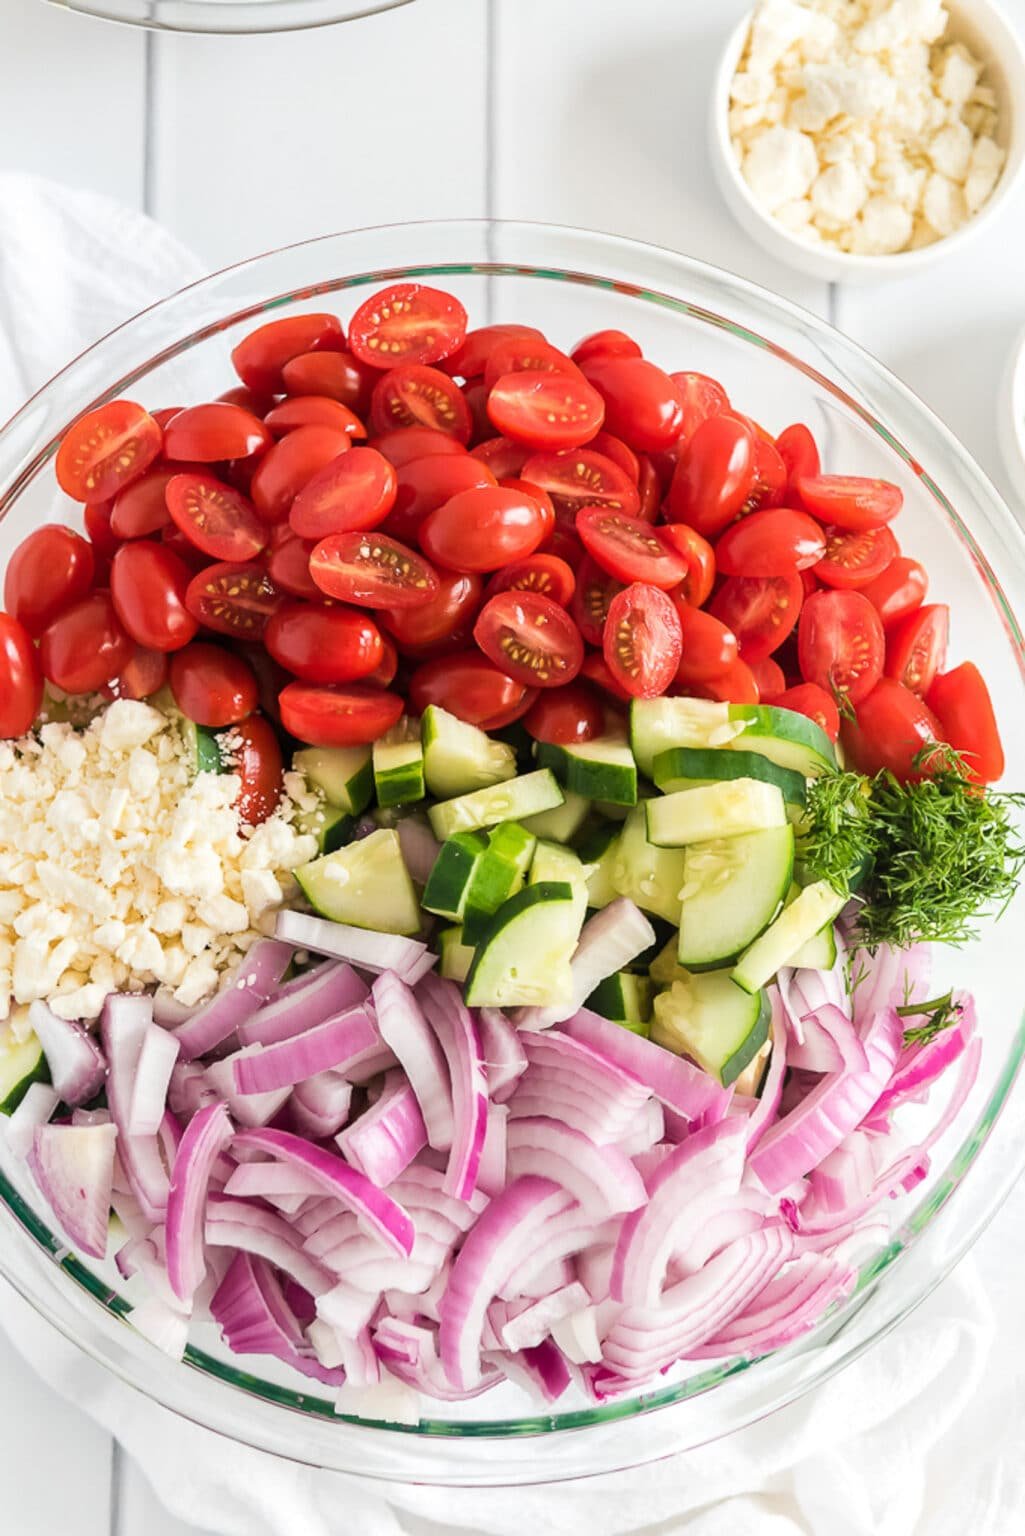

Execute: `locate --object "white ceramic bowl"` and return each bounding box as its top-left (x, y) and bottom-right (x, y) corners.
top-left (710, 0), bottom-right (1025, 284)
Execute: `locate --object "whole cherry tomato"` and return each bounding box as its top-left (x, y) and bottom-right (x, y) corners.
top-left (523, 683), bottom-right (604, 744)
top-left (407, 651), bottom-right (535, 728)
top-left (0, 612), bottom-right (43, 737)
top-left (666, 415), bottom-right (756, 536)
top-left (110, 542), bottom-right (198, 652)
top-left (228, 714), bottom-right (285, 824)
top-left (842, 679), bottom-right (941, 781)
top-left (250, 427), bottom-right (351, 525)
top-left (715, 508), bottom-right (826, 576)
top-left (39, 592), bottom-right (132, 693)
top-left (672, 604), bottom-right (738, 684)
top-left (169, 642), bottom-right (258, 727)
top-left (265, 601), bottom-right (384, 684)
top-left (282, 351), bottom-right (376, 415)
top-left (862, 555), bottom-right (928, 628)
top-left (580, 357), bottom-right (684, 452)
top-left (419, 486), bottom-right (547, 573)
top-left (571, 329), bottom-right (643, 366)
top-left (4, 525), bottom-right (95, 635)
top-left (231, 313), bottom-right (345, 395)
top-left (104, 645), bottom-right (168, 702)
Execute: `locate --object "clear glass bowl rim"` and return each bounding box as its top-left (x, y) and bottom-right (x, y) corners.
top-left (1, 217), bottom-right (1024, 1485)
top-left (44, 0), bottom-right (418, 36)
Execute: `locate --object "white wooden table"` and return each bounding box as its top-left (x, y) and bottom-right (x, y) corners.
top-left (2, 0), bottom-right (1025, 1529)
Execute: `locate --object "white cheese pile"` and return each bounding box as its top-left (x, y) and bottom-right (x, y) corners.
top-left (0, 700), bottom-right (317, 1023)
top-left (729, 0), bottom-right (1005, 254)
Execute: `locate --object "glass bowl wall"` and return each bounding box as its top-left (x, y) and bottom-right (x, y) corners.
top-left (44, 0), bottom-right (417, 35)
top-left (1, 220), bottom-right (1024, 1486)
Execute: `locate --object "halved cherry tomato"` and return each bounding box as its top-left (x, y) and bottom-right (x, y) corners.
top-left (483, 336), bottom-right (579, 392)
top-left (743, 436), bottom-right (787, 513)
top-left (169, 642), bottom-right (258, 727)
top-left (232, 313), bottom-right (345, 395)
top-left (768, 682), bottom-right (840, 742)
top-left (266, 533), bottom-right (320, 600)
top-left (110, 467), bottom-right (184, 539)
top-left (589, 432), bottom-right (640, 483)
top-left (884, 602), bottom-right (948, 697)
top-left (84, 499), bottom-right (120, 561)
top-left (310, 531), bottom-right (439, 609)
top-left (843, 679), bottom-right (941, 780)
top-left (814, 524), bottom-right (898, 590)
top-left (660, 524), bottom-right (716, 608)
top-left (499, 478), bottom-right (555, 538)
top-left (577, 508), bottom-right (686, 590)
top-left (636, 457), bottom-right (661, 522)
top-left (524, 682), bottom-right (604, 743)
top-left (462, 381), bottom-right (492, 444)
top-left (673, 604), bottom-right (738, 683)
top-left (685, 658), bottom-right (759, 705)
top-left (927, 662), bottom-right (1004, 783)
top-left (366, 634), bottom-right (398, 688)
top-left (666, 415), bottom-right (756, 536)
top-left (103, 644), bottom-right (168, 702)
top-left (862, 555), bottom-right (928, 628)
top-left (265, 600), bottom-right (383, 684)
top-left (541, 522), bottom-right (584, 570)
top-left (520, 449), bottom-right (640, 520)
top-left (419, 486), bottom-right (547, 573)
top-left (580, 651), bottom-right (632, 702)
top-left (373, 427), bottom-right (467, 469)
top-left (385, 455), bottom-right (496, 544)
top-left (288, 447), bottom-right (397, 541)
top-left (470, 437), bottom-right (531, 480)
top-left (163, 402), bottom-right (271, 464)
top-left (369, 365), bottom-right (472, 442)
top-left (571, 330), bottom-right (643, 366)
top-left (39, 592), bottom-right (132, 694)
top-left (348, 284), bottom-right (467, 370)
top-left (671, 372), bottom-right (730, 444)
top-left (776, 423), bottom-right (820, 493)
top-left (264, 396), bottom-right (367, 438)
top-left (280, 680), bottom-right (404, 746)
top-left (217, 387), bottom-right (273, 415)
top-left (715, 507), bottom-right (826, 576)
top-left (379, 570), bottom-right (482, 653)
top-left (185, 561), bottom-right (281, 639)
top-left (474, 591), bottom-right (584, 689)
top-left (408, 651), bottom-right (534, 729)
top-left (282, 350), bottom-right (376, 414)
top-left (249, 427), bottom-right (350, 525)
top-left (485, 553), bottom-right (575, 606)
top-left (166, 473), bottom-right (267, 562)
top-left (796, 473), bottom-right (902, 530)
top-left (710, 572), bottom-right (803, 661)
top-left (110, 542), bottom-right (198, 652)
top-left (4, 525), bottom-right (95, 636)
top-left (603, 582), bottom-right (682, 699)
top-left (56, 400), bottom-right (162, 503)
top-left (580, 357), bottom-right (684, 453)
top-left (572, 555), bottom-right (623, 646)
top-left (152, 406), bottom-right (186, 429)
top-left (487, 370), bottom-right (605, 451)
top-left (161, 523), bottom-right (211, 572)
top-left (747, 655), bottom-right (785, 698)
top-left (226, 714), bottom-right (285, 823)
top-left (442, 324), bottom-right (545, 381)
top-left (0, 612), bottom-right (43, 737)
top-left (798, 589), bottom-right (884, 706)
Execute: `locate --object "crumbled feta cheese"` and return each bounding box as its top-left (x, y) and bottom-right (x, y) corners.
top-left (922, 170), bottom-right (966, 234)
top-left (811, 161), bottom-right (869, 223)
top-left (743, 125), bottom-right (819, 209)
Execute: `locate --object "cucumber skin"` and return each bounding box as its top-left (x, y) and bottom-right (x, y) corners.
top-left (653, 745), bottom-right (806, 807)
top-left (0, 1040), bottom-right (50, 1116)
top-left (464, 881), bottom-right (578, 1007)
top-left (535, 739), bottom-right (638, 807)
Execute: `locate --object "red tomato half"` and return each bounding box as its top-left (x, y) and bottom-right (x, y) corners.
top-left (166, 473), bottom-right (267, 561)
top-left (56, 401), bottom-right (162, 503)
top-left (232, 313), bottom-right (345, 395)
top-left (408, 651), bottom-right (535, 728)
top-left (265, 600), bottom-right (383, 684)
top-left (264, 396), bottom-right (367, 438)
top-left (103, 645), bottom-right (168, 702)
top-left (169, 642), bottom-right (257, 727)
top-left (673, 604), bottom-right (738, 684)
top-left (310, 531), bottom-right (439, 609)
top-left (485, 553), bottom-right (575, 607)
top-left (523, 683), bottom-right (604, 744)
top-left (4, 525), bottom-right (95, 636)
top-left (0, 613), bottom-right (43, 737)
top-left (280, 681), bottom-right (404, 746)
top-left (385, 454), bottom-right (496, 544)
top-left (588, 432), bottom-right (640, 484)
top-left (110, 467), bottom-right (183, 539)
top-left (796, 473), bottom-right (903, 530)
top-left (671, 372), bottom-right (730, 444)
top-left (572, 555), bottom-right (623, 647)
top-left (814, 524), bottom-right (898, 590)
top-left (487, 370), bottom-right (605, 451)
top-left (185, 561), bottom-right (281, 639)
top-left (798, 589), bottom-right (884, 706)
top-left (685, 658), bottom-right (759, 706)
top-left (369, 365), bottom-right (472, 442)
top-left (373, 427), bottom-right (467, 469)
top-left (482, 337), bottom-right (579, 393)
top-left (474, 591), bottom-right (584, 688)
top-left (282, 351), bottom-right (376, 415)
top-left (636, 457), bottom-right (661, 523)
top-left (379, 570), bottom-right (481, 654)
top-left (666, 415), bottom-right (756, 536)
top-left (580, 651), bottom-right (632, 702)
top-left (470, 437), bottom-right (531, 480)
top-left (163, 402), bottom-right (271, 464)
top-left (843, 679), bottom-right (941, 780)
top-left (927, 662), bottom-right (1004, 783)
top-left (769, 682), bottom-right (840, 743)
top-left (366, 635), bottom-right (398, 688)
top-left (110, 542), bottom-right (198, 652)
top-left (580, 357), bottom-right (684, 453)
top-left (348, 284), bottom-right (467, 370)
top-left (442, 324), bottom-right (545, 381)
top-left (715, 508), bottom-right (826, 576)
top-left (250, 427), bottom-right (350, 525)
top-left (603, 582), bottom-right (682, 699)
top-left (520, 449), bottom-right (640, 520)
top-left (710, 572), bottom-right (803, 662)
top-left (577, 508), bottom-right (687, 590)
top-left (776, 423), bottom-right (820, 492)
top-left (266, 533), bottom-right (320, 600)
top-left (227, 714), bottom-right (285, 824)
top-left (419, 486), bottom-right (547, 573)
top-left (862, 555), bottom-right (928, 628)
top-left (84, 500), bottom-right (120, 562)
top-left (747, 655), bottom-right (785, 699)
top-left (660, 524), bottom-right (716, 608)
top-left (571, 329), bottom-right (643, 366)
top-left (39, 592), bottom-right (132, 694)
top-left (288, 447), bottom-right (397, 540)
top-left (884, 603), bottom-right (948, 697)
top-left (743, 436), bottom-right (787, 513)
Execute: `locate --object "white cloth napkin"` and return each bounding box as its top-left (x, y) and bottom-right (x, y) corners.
top-left (0, 173), bottom-right (1020, 1536)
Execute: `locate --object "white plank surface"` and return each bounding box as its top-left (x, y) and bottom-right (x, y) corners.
top-left (115, 1452), bottom-right (219, 1536)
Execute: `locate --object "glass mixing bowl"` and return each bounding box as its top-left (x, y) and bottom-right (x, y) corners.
top-left (1, 220), bottom-right (1024, 1486)
top-left (43, 0), bottom-right (417, 35)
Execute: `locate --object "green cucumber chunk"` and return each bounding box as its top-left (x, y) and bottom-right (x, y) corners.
top-left (610, 804), bottom-right (686, 926)
top-left (535, 734), bottom-right (638, 807)
top-left (294, 827), bottom-right (420, 935)
top-left (521, 790), bottom-right (591, 844)
top-left (421, 705), bottom-right (517, 799)
top-left (438, 925), bottom-right (475, 983)
top-left (0, 1030), bottom-right (49, 1116)
top-left (788, 922), bottom-right (839, 969)
top-left (646, 778), bottom-right (786, 847)
top-left (586, 970), bottom-right (653, 1027)
top-left (421, 831), bottom-right (487, 922)
top-left (630, 697), bottom-right (744, 778)
top-left (294, 745), bottom-right (373, 815)
top-left (295, 802), bottom-right (354, 856)
top-left (372, 718), bottom-right (425, 808)
top-left (428, 769), bottom-right (564, 841)
top-left (678, 824), bottom-right (794, 969)
top-left (575, 823), bottom-right (620, 910)
top-left (727, 703), bottom-right (836, 779)
top-left (732, 879), bottom-right (847, 994)
top-left (461, 822), bottom-right (537, 946)
top-left (465, 881), bottom-right (584, 1008)
top-left (653, 745), bottom-right (806, 807)
top-left (649, 934), bottom-right (688, 987)
top-left (652, 970), bottom-right (772, 1087)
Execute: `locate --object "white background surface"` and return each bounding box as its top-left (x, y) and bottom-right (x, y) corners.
top-left (2, 0), bottom-right (1025, 1530)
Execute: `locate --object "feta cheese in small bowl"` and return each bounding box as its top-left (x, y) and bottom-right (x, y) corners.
top-left (711, 0), bottom-right (1025, 282)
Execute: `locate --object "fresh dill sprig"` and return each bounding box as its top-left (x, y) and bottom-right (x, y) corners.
top-left (800, 770), bottom-right (874, 900)
top-left (896, 990), bottom-right (960, 1046)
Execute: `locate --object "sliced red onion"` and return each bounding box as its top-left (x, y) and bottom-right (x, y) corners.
top-left (165, 1101), bottom-right (234, 1304)
top-left (210, 1252), bottom-right (346, 1385)
top-left (872, 991), bottom-right (976, 1120)
top-left (515, 900), bottom-right (655, 1030)
top-left (418, 975), bottom-right (488, 1202)
top-left (376, 1318), bottom-right (501, 1402)
top-left (396, 816), bottom-right (442, 885)
top-left (562, 1007), bottom-right (729, 1123)
top-left (389, 1163), bottom-right (487, 1232)
top-left (345, 1040), bottom-right (400, 1083)
top-left (168, 1061), bottom-right (217, 1123)
top-left (746, 994), bottom-right (788, 1153)
top-left (237, 962), bottom-right (369, 1050)
top-left (230, 1005), bottom-right (379, 1096)
top-left (171, 939), bottom-right (293, 1062)
top-left (126, 1025), bottom-right (181, 1137)
top-left (129, 1295), bottom-right (191, 1360)
top-left (232, 1127), bottom-right (415, 1257)
top-left (477, 1008), bottom-right (528, 1102)
top-left (477, 1103), bottom-right (508, 1199)
top-left (494, 1281), bottom-right (590, 1352)
top-left (27, 1122), bottom-right (117, 1259)
top-left (276, 910), bottom-right (435, 984)
top-left (202, 1059), bottom-right (291, 1130)
top-left (316, 1280), bottom-right (379, 1337)
top-left (796, 1002), bottom-right (867, 1075)
top-left (4, 1083), bottom-right (60, 1160)
top-left (489, 1339), bottom-right (571, 1403)
top-left (101, 994), bottom-right (171, 1222)
top-left (289, 1071), bottom-right (353, 1139)
top-left (551, 1304), bottom-right (603, 1365)
top-left (336, 1072), bottom-right (427, 1188)
top-left (223, 1162), bottom-right (326, 1201)
top-left (668, 1188), bottom-right (773, 1278)
top-left (507, 1115), bottom-right (646, 1218)
top-left (850, 942), bottom-right (931, 1029)
top-left (372, 973), bottom-right (453, 1151)
top-left (685, 1252), bottom-right (856, 1359)
top-left (205, 1194), bottom-right (335, 1296)
top-left (500, 1205), bottom-right (612, 1300)
top-left (152, 990), bottom-right (196, 1029)
top-left (28, 1000), bottom-right (106, 1107)
top-left (872, 1034), bottom-right (982, 1197)
top-left (613, 1098), bottom-right (664, 1158)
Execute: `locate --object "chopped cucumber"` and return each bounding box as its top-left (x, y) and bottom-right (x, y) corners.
top-left (649, 934), bottom-right (688, 987)
top-left (529, 839), bottom-right (589, 925)
top-left (421, 831), bottom-right (487, 922)
top-left (294, 828), bottom-right (420, 936)
top-left (521, 790), bottom-right (591, 844)
top-left (652, 970), bottom-right (771, 1087)
top-left (294, 745), bottom-right (373, 815)
top-left (535, 734), bottom-right (637, 807)
top-left (421, 705), bottom-right (516, 799)
top-left (0, 1029), bottom-right (49, 1116)
top-left (652, 745), bottom-right (806, 808)
top-left (732, 879), bottom-right (847, 994)
top-left (184, 720), bottom-right (223, 774)
top-left (735, 1039), bottom-right (772, 1097)
top-left (372, 717), bottom-right (425, 808)
top-left (646, 778), bottom-right (786, 847)
top-left (678, 825), bottom-right (794, 969)
top-left (462, 822), bottom-right (537, 945)
top-left (727, 704), bottom-right (836, 779)
top-left (575, 823), bottom-right (621, 910)
top-left (438, 925), bottom-right (475, 983)
top-left (611, 804), bottom-right (687, 926)
top-left (428, 769), bottom-right (563, 841)
top-left (295, 802), bottom-right (354, 856)
top-left (789, 922), bottom-right (839, 970)
top-left (586, 971), bottom-right (652, 1027)
top-left (465, 882), bottom-right (584, 1008)
top-left (630, 697), bottom-right (744, 777)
